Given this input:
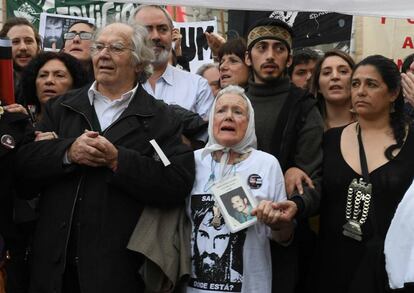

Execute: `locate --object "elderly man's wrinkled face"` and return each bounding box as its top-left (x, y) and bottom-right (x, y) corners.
top-left (92, 23), bottom-right (138, 91)
top-left (213, 93), bottom-right (249, 147)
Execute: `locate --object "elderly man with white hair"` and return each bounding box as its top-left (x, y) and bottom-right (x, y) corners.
top-left (16, 22), bottom-right (195, 293)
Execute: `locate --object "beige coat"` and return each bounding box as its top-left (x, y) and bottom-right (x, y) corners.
top-left (127, 205), bottom-right (192, 293)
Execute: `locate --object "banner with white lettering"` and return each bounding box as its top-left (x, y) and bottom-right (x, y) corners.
top-left (228, 10), bottom-right (352, 49)
top-left (8, 1), bottom-right (138, 28)
top-left (8, 0), bottom-right (414, 23)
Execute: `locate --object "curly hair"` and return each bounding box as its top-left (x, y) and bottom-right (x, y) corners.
top-left (20, 52), bottom-right (88, 114)
top-left (353, 55), bottom-right (407, 160)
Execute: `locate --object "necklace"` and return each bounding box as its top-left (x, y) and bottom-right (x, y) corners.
top-left (342, 123), bottom-right (372, 241)
top-left (203, 151), bottom-right (250, 192)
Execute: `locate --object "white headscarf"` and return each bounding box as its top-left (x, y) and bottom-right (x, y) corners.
top-left (384, 178), bottom-right (414, 289)
top-left (201, 85), bottom-right (257, 178)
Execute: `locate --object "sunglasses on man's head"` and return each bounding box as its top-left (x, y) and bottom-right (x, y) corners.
top-left (64, 32), bottom-right (93, 40)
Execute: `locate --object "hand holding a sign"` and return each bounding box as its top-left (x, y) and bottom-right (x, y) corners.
top-left (172, 28), bottom-right (183, 57)
top-left (205, 32), bottom-right (226, 58)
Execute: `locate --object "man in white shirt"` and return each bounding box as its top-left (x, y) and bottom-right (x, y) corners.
top-left (132, 5), bottom-right (214, 120)
top-left (16, 22), bottom-right (195, 293)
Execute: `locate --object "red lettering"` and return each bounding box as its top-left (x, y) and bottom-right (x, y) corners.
top-left (396, 59), bottom-right (403, 71)
top-left (408, 19), bottom-right (414, 24)
top-left (381, 17), bottom-right (387, 24)
top-left (403, 36), bottom-right (414, 49)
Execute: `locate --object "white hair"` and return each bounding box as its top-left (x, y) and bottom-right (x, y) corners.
top-left (94, 22), bottom-right (155, 82)
top-left (202, 85), bottom-right (257, 167)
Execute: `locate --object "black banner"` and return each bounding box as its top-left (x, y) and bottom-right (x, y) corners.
top-left (228, 10), bottom-right (353, 48)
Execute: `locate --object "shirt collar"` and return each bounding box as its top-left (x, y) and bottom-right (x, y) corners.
top-left (159, 64), bottom-right (174, 86)
top-left (87, 81), bottom-right (139, 105)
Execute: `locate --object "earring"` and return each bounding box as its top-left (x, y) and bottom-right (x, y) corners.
top-left (349, 107), bottom-right (356, 114)
top-left (390, 102), bottom-right (395, 113)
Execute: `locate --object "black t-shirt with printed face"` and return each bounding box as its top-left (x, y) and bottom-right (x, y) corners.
top-left (189, 194), bottom-right (246, 292)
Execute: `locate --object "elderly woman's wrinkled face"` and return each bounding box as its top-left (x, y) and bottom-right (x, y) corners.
top-left (213, 93), bottom-right (249, 147)
top-left (36, 59), bottom-right (74, 105)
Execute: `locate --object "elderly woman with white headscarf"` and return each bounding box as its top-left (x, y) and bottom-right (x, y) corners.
top-left (186, 85), bottom-right (294, 293)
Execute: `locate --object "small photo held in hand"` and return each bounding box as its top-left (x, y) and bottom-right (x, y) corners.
top-left (211, 175), bottom-right (257, 233)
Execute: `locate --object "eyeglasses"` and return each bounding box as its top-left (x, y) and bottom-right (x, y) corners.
top-left (90, 42), bottom-right (134, 55)
top-left (64, 32), bottom-right (93, 40)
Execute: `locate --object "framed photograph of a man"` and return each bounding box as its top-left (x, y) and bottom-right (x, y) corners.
top-left (211, 175), bottom-right (257, 233)
top-left (39, 13), bottom-right (95, 51)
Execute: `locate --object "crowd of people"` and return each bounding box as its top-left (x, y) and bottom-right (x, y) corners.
top-left (1, 5), bottom-right (414, 293)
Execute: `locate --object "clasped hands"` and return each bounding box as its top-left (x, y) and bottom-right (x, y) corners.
top-left (251, 200), bottom-right (297, 231)
top-left (67, 130), bottom-right (118, 171)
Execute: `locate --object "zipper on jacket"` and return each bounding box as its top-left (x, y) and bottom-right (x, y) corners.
top-left (61, 103), bottom-right (94, 131)
top-left (61, 175), bottom-right (84, 271)
top-left (59, 103), bottom-right (92, 277)
top-left (102, 113), bottom-right (153, 137)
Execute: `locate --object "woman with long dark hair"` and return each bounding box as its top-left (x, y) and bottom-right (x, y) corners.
top-left (315, 55), bottom-right (414, 293)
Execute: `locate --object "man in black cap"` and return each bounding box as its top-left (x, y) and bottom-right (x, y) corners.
top-left (245, 17), bottom-right (324, 293)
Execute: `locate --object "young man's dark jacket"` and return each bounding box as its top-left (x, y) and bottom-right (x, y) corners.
top-left (247, 78), bottom-right (323, 293)
top-left (15, 84), bottom-right (195, 293)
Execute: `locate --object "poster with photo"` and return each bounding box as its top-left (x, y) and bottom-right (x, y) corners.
top-left (211, 175), bottom-right (257, 233)
top-left (39, 13), bottom-right (95, 51)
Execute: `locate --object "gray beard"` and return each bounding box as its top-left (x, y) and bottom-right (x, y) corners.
top-left (152, 49), bottom-right (170, 68)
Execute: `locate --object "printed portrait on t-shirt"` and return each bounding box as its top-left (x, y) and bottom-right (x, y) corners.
top-left (189, 194), bottom-right (246, 292)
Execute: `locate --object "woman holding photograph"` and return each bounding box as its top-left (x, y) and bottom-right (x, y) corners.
top-left (314, 55), bottom-right (414, 293)
top-left (186, 85), bottom-right (295, 293)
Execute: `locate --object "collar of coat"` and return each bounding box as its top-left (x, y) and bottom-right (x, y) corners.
top-left (61, 83), bottom-right (158, 120)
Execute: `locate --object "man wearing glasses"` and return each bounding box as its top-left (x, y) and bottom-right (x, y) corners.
top-left (16, 22), bottom-right (195, 293)
top-left (62, 21), bottom-right (96, 82)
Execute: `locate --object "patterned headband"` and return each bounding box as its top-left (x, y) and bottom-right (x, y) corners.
top-left (247, 25), bottom-right (292, 50)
